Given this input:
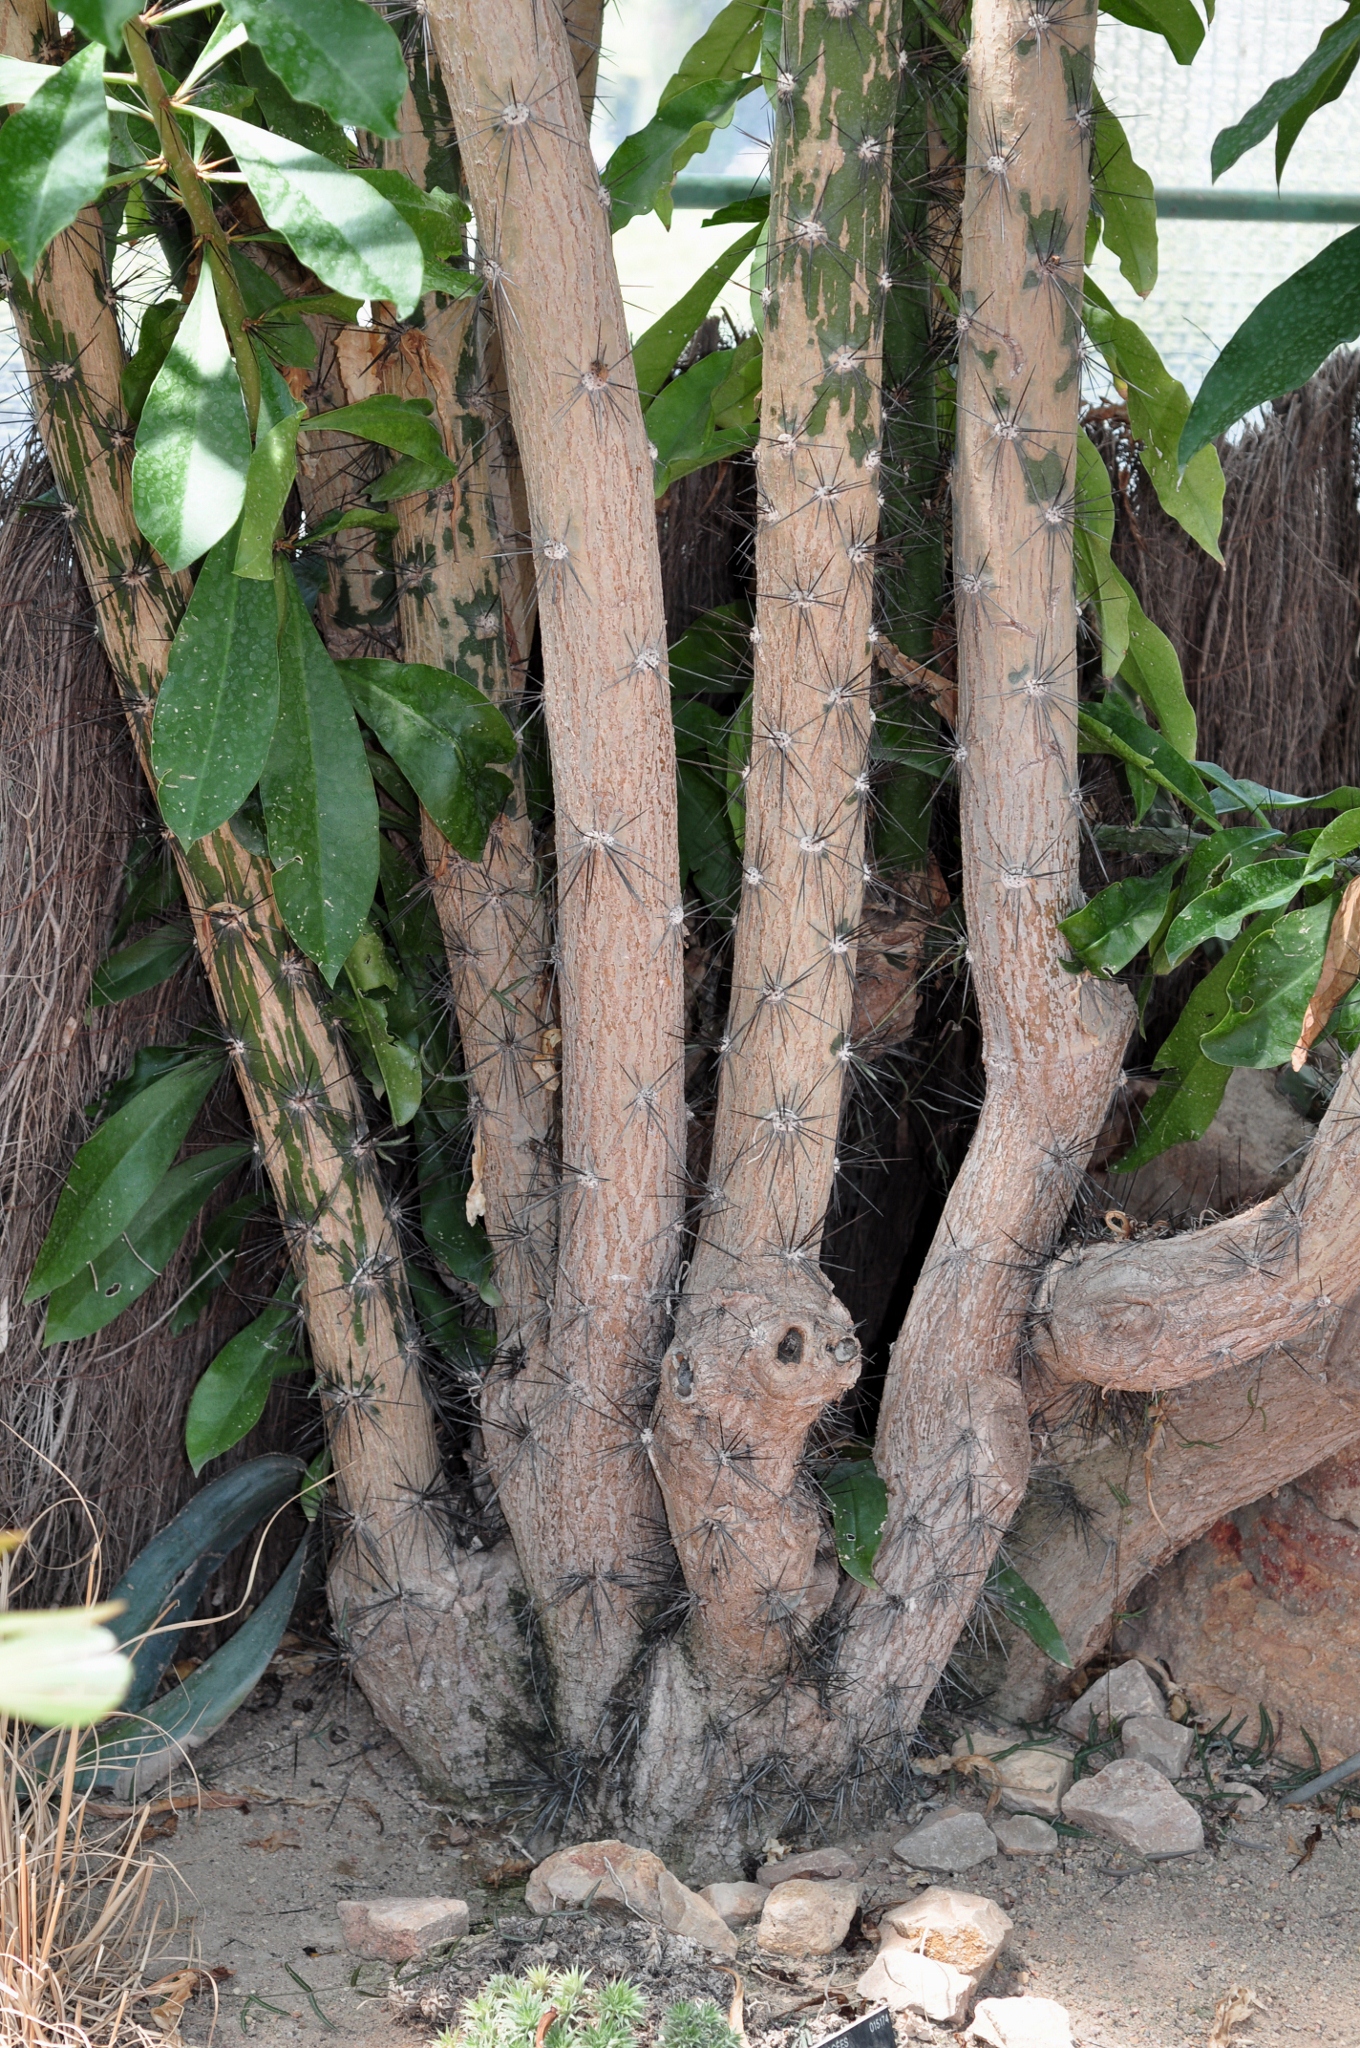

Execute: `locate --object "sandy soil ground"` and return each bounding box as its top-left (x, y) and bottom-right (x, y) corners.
top-left (149, 1638), bottom-right (1360, 2048)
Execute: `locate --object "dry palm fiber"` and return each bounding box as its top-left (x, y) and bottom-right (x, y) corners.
top-left (0, 439), bottom-right (296, 1606)
top-left (1110, 349), bottom-right (1360, 798)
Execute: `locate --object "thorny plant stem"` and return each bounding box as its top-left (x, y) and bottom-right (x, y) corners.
top-left (123, 18), bottom-right (263, 431)
top-left (429, 0), bottom-right (685, 1734)
top-left (838, 0), bottom-right (1133, 1714)
top-left (3, 0), bottom-right (447, 1746)
top-left (650, 0), bottom-right (902, 1682)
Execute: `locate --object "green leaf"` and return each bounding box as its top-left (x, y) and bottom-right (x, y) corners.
top-left (1121, 582), bottom-right (1199, 759)
top-left (107, 1454), bottom-right (302, 1709)
top-left (24, 1056), bottom-right (222, 1301)
top-left (204, 108), bottom-right (423, 316)
top-left (334, 658), bottom-right (514, 859)
top-left (97, 1042), bottom-right (203, 1121)
top-left (1200, 897), bottom-right (1339, 1069)
top-left (185, 1302), bottom-right (307, 1474)
top-left (821, 1457), bottom-right (887, 1589)
top-left (0, 45), bottom-right (110, 280)
top-left (261, 572), bottom-right (378, 982)
top-left (152, 526), bottom-right (282, 840)
top-left (43, 1145), bottom-right (248, 1345)
top-left (1059, 866), bottom-right (1179, 976)
top-left (364, 453), bottom-right (456, 501)
top-left (1079, 696), bottom-right (1217, 825)
top-left (633, 225), bottom-right (763, 402)
top-left (234, 406), bottom-right (305, 580)
top-left (121, 299), bottom-right (185, 425)
top-left (1210, 7), bottom-right (1360, 180)
top-left (1276, 12), bottom-right (1360, 180)
top-left (416, 1116), bottom-right (497, 1303)
top-left (302, 393), bottom-right (452, 475)
top-left (0, 56), bottom-right (56, 105)
top-left (172, 1193), bottom-right (264, 1334)
top-left (986, 1563), bottom-right (1072, 1667)
top-left (133, 263), bottom-right (251, 572)
top-left (238, 41), bottom-right (347, 161)
top-left (1099, 0), bottom-right (1206, 64)
top-left (63, 0), bottom-right (140, 47)
top-left (350, 167), bottom-right (472, 293)
top-left (1164, 857), bottom-right (1312, 966)
top-left (1091, 94), bottom-right (1156, 297)
top-left (604, 75), bottom-right (761, 232)
top-left (660, 0), bottom-right (764, 102)
top-left (0, 1611), bottom-right (131, 1729)
top-left (331, 984), bottom-right (422, 1124)
top-left (90, 923), bottom-right (193, 1008)
top-left (1301, 803), bottom-right (1360, 873)
top-left (223, 0), bottom-right (409, 138)
top-left (1116, 931), bottom-right (1257, 1170)
top-left (645, 345), bottom-right (759, 494)
top-left (675, 695), bottom-right (741, 915)
top-left (1179, 229), bottom-right (1360, 465)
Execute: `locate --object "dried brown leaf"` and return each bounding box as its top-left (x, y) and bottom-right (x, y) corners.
top-left (1292, 874), bottom-right (1360, 1069)
top-left (1207, 1983), bottom-right (1263, 2048)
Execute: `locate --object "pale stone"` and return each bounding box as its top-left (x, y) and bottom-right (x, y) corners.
top-left (993, 1814), bottom-right (1058, 1858)
top-left (1221, 1782), bottom-right (1267, 1814)
top-left (1057, 1660), bottom-right (1166, 1738)
top-left (1121, 1713), bottom-right (1195, 1781)
top-left (1062, 1759), bottom-right (1204, 1857)
top-left (969, 1996), bottom-right (1074, 2047)
top-left (952, 1727), bottom-right (1074, 1818)
top-left (336, 1896), bottom-right (468, 1964)
top-left (524, 1841), bottom-right (735, 1955)
top-left (699, 1880), bottom-right (767, 1927)
top-left (894, 1809), bottom-right (997, 1870)
top-left (755, 1844), bottom-right (858, 1886)
top-left (857, 1888), bottom-right (1012, 2023)
top-left (756, 1878), bottom-right (859, 1957)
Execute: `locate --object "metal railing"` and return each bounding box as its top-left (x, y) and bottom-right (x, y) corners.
top-left (668, 176), bottom-right (1360, 224)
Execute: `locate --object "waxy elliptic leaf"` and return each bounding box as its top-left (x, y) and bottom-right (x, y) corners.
top-left (633, 224), bottom-right (763, 401)
top-left (0, 44), bottom-right (109, 279)
top-left (1180, 229), bottom-right (1360, 465)
top-left (204, 109), bottom-right (422, 316)
top-left (986, 1563), bottom-right (1072, 1668)
top-left (133, 267), bottom-right (251, 571)
top-left (24, 1056), bottom-right (222, 1301)
top-left (185, 1302), bottom-right (307, 1475)
top-left (335, 658), bottom-right (515, 860)
top-left (822, 1457), bottom-right (888, 1589)
top-left (0, 1610), bottom-right (131, 1728)
top-left (234, 407), bottom-right (305, 580)
top-left (153, 527), bottom-right (282, 841)
top-left (1092, 96), bottom-right (1156, 298)
top-left (605, 75), bottom-right (760, 231)
top-left (90, 923), bottom-right (194, 1008)
top-left (0, 55), bottom-right (56, 106)
top-left (1117, 931), bottom-right (1257, 1172)
top-left (1163, 857), bottom-right (1311, 966)
top-left (43, 1145), bottom-right (249, 1345)
top-left (661, 0), bottom-right (764, 99)
top-left (301, 393), bottom-right (451, 471)
top-left (261, 573), bottom-right (378, 983)
top-left (1098, 0), bottom-right (1206, 65)
top-left (223, 0), bottom-right (409, 138)
top-left (63, 0), bottom-right (141, 48)
top-left (1060, 865), bottom-right (1179, 977)
top-left (1210, 9), bottom-right (1360, 181)
top-left (1200, 898), bottom-right (1339, 1070)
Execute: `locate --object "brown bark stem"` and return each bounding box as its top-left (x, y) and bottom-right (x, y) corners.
top-left (839, 0), bottom-right (1133, 1710)
top-left (427, 0), bottom-right (685, 1727)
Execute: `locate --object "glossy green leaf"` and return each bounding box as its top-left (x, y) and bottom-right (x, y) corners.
top-left (261, 573), bottom-right (378, 982)
top-left (234, 407), bottom-right (305, 580)
top-left (204, 108), bottom-right (423, 316)
top-left (1276, 12), bottom-right (1360, 180)
top-left (133, 264), bottom-right (251, 571)
top-left (675, 694), bottom-right (741, 914)
top-left (821, 1457), bottom-right (887, 1589)
top-left (1164, 857), bottom-right (1311, 966)
top-left (153, 527), bottom-right (282, 840)
top-left (0, 44), bottom-right (109, 280)
top-left (186, 1302), bottom-right (307, 1475)
top-left (24, 1056), bottom-right (222, 1302)
top-left (107, 1454), bottom-right (302, 1710)
top-left (238, 41), bottom-right (348, 161)
top-left (351, 167), bottom-right (472, 292)
top-left (1059, 866), bottom-right (1179, 976)
top-left (90, 923), bottom-right (193, 1008)
top-left (43, 1145), bottom-right (248, 1345)
top-left (64, 0), bottom-right (140, 46)
top-left (335, 658), bottom-right (514, 859)
top-left (986, 1563), bottom-right (1072, 1667)
top-left (172, 1193), bottom-right (264, 1334)
top-left (223, 0), bottom-right (408, 138)
top-left (1210, 7), bottom-right (1360, 180)
top-left (1302, 804), bottom-right (1360, 873)
top-left (1121, 585), bottom-right (1199, 760)
top-left (661, 0), bottom-right (764, 100)
top-left (302, 393), bottom-right (452, 476)
top-left (605, 75), bottom-right (761, 231)
top-left (365, 453), bottom-right (455, 501)
top-left (633, 225), bottom-right (763, 402)
top-left (1201, 897), bottom-right (1339, 1069)
top-left (121, 299), bottom-right (185, 426)
top-left (331, 985), bottom-right (422, 1124)
top-left (1180, 229), bottom-right (1360, 465)
top-left (1074, 430), bottom-right (1130, 675)
top-left (0, 56), bottom-right (56, 105)
top-left (645, 344), bottom-right (760, 493)
top-left (1099, 0), bottom-right (1206, 64)
top-left (97, 1042), bottom-right (203, 1121)
top-left (85, 1530), bottom-right (307, 1793)
top-left (1092, 95), bottom-right (1156, 297)
top-left (1079, 696), bottom-right (1216, 824)
top-left (416, 1116), bottom-right (498, 1303)
top-left (1117, 930), bottom-right (1256, 1171)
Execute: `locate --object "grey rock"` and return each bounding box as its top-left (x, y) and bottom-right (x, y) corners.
top-left (1121, 1712), bottom-right (1195, 1781)
top-left (1062, 1758), bottom-right (1204, 1858)
top-left (993, 1813), bottom-right (1058, 1858)
top-left (699, 1880), bottom-right (767, 1927)
top-left (756, 1878), bottom-right (859, 1957)
top-left (1057, 1659), bottom-right (1166, 1738)
top-left (755, 1844), bottom-right (858, 1886)
top-left (336, 1896), bottom-right (468, 1963)
top-left (969, 1996), bottom-right (1074, 2047)
top-left (953, 1727), bottom-right (1074, 1818)
top-left (894, 1809), bottom-right (997, 1871)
